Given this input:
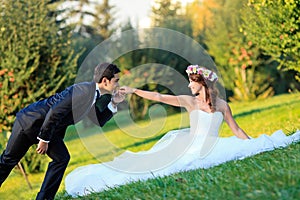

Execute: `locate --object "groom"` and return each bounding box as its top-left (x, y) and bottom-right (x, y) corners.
top-left (0, 63), bottom-right (125, 200)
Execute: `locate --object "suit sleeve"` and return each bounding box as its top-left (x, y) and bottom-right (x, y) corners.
top-left (38, 88), bottom-right (73, 141)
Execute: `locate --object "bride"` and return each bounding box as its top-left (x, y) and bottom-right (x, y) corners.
top-left (65, 65), bottom-right (300, 197)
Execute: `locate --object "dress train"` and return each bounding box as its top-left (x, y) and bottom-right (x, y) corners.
top-left (65, 110), bottom-right (300, 196)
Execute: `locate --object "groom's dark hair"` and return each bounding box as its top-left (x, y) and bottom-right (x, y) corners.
top-left (93, 63), bottom-right (120, 83)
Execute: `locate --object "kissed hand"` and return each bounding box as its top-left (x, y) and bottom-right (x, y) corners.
top-left (119, 86), bottom-right (137, 94)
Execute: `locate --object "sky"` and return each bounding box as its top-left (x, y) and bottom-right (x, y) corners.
top-left (60, 0), bottom-right (195, 28)
top-left (110, 0), bottom-right (152, 27)
top-left (110, 0), bottom-right (195, 28)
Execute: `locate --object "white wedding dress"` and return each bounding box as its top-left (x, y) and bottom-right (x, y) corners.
top-left (65, 110), bottom-right (300, 197)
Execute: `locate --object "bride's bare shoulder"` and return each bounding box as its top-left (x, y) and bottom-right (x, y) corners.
top-left (215, 98), bottom-right (230, 113)
top-left (176, 95), bottom-right (195, 110)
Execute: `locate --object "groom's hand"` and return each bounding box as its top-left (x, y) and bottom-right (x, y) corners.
top-left (112, 89), bottom-right (126, 104)
top-left (36, 140), bottom-right (48, 154)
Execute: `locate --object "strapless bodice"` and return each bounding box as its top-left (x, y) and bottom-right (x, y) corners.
top-left (189, 110), bottom-right (223, 136)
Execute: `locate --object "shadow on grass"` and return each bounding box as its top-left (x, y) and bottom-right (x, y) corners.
top-left (77, 134), bottom-right (167, 160)
top-left (65, 109), bottom-right (181, 142)
top-left (233, 99), bottom-right (299, 118)
top-left (119, 133), bottom-right (165, 150)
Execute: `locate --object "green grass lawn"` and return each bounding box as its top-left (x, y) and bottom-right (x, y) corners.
top-left (0, 93), bottom-right (299, 200)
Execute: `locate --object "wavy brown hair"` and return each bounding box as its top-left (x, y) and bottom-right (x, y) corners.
top-left (189, 74), bottom-right (219, 112)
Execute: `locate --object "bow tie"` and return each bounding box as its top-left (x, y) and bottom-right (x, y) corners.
top-left (96, 90), bottom-right (101, 99)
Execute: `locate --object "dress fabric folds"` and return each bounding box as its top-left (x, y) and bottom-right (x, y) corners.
top-left (65, 110), bottom-right (300, 197)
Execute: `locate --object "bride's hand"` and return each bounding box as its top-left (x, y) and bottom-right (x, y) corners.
top-left (120, 86), bottom-right (137, 94)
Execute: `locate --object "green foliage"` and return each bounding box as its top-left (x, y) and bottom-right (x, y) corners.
top-left (114, 26), bottom-right (191, 119)
top-left (244, 0), bottom-right (300, 81)
top-left (58, 0), bottom-right (115, 39)
top-left (62, 0), bottom-right (115, 68)
top-left (205, 0), bottom-right (274, 101)
top-left (230, 66), bottom-right (274, 101)
top-left (114, 0), bottom-right (193, 91)
top-left (227, 41), bottom-right (274, 101)
top-left (152, 0), bottom-right (193, 36)
top-left (111, 0), bottom-right (201, 117)
top-left (92, 0), bottom-right (115, 39)
top-left (0, 0), bottom-right (78, 172)
top-left (120, 62), bottom-right (181, 120)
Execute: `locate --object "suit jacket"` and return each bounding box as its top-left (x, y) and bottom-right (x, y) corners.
top-left (16, 82), bottom-right (113, 142)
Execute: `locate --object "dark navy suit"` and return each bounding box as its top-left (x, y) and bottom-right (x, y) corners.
top-left (0, 81), bottom-right (113, 199)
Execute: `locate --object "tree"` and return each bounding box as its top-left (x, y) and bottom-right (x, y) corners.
top-left (186, 0), bottom-right (222, 45)
top-left (55, 0), bottom-right (115, 39)
top-left (205, 0), bottom-right (274, 101)
top-left (59, 0), bottom-right (97, 37)
top-left (243, 0), bottom-right (300, 82)
top-left (152, 0), bottom-right (181, 26)
top-left (58, 0), bottom-right (115, 67)
top-left (112, 24), bottom-right (175, 120)
top-left (92, 0), bottom-right (115, 39)
top-left (0, 0), bottom-right (78, 172)
top-left (112, 0), bottom-right (193, 119)
top-left (151, 0), bottom-right (193, 36)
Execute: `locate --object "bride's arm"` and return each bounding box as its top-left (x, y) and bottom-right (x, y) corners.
top-left (220, 100), bottom-right (250, 139)
top-left (121, 86), bottom-right (192, 108)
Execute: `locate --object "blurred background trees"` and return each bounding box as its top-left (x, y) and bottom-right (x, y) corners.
top-left (0, 0), bottom-right (299, 172)
top-left (0, 0), bottom-right (79, 172)
top-left (243, 0), bottom-right (300, 92)
top-left (203, 0), bottom-right (274, 101)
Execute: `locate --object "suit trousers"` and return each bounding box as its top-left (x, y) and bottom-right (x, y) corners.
top-left (0, 120), bottom-right (33, 185)
top-left (0, 119), bottom-right (70, 200)
top-left (36, 135), bottom-right (70, 200)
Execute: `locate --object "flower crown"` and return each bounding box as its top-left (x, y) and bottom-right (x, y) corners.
top-left (186, 65), bottom-right (218, 82)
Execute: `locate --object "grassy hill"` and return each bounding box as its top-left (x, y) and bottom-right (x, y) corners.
top-left (0, 93), bottom-right (299, 200)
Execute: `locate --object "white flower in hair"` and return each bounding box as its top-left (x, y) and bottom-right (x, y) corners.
top-left (186, 65), bottom-right (218, 82)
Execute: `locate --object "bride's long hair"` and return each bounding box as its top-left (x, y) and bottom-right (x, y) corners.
top-left (189, 74), bottom-right (219, 112)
